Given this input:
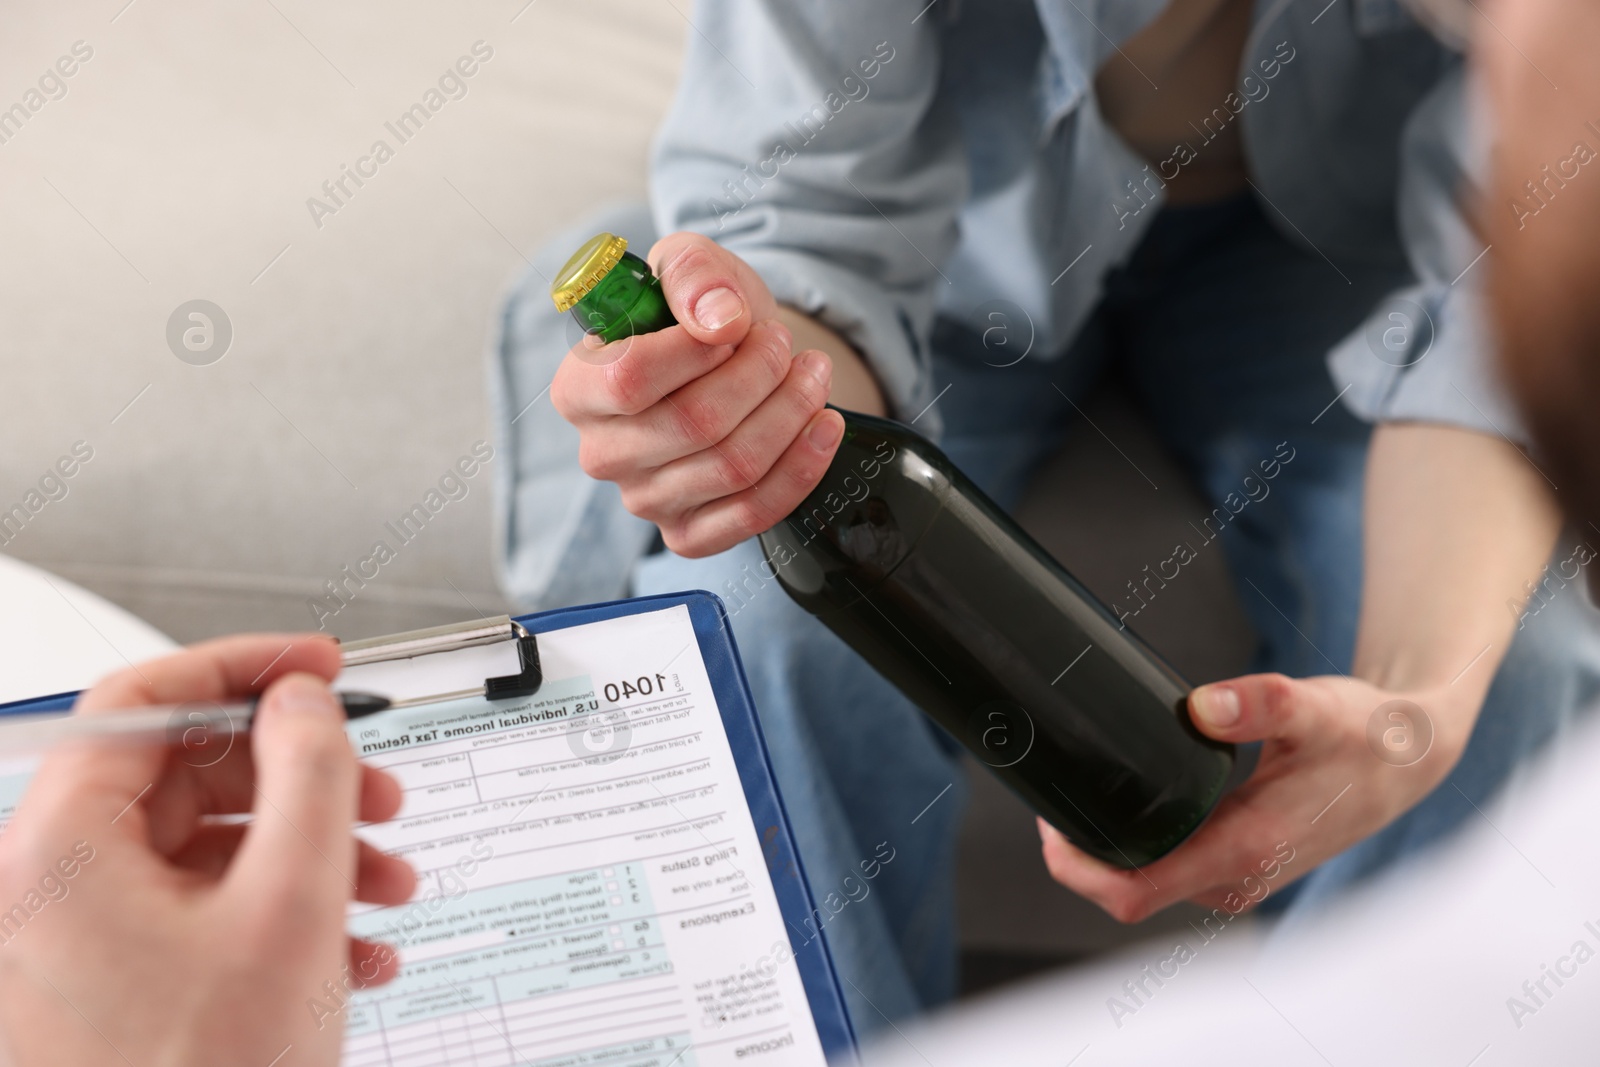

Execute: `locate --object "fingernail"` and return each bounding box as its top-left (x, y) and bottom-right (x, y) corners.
top-left (269, 673), bottom-right (340, 716)
top-left (801, 350), bottom-right (832, 386)
top-left (694, 287), bottom-right (743, 331)
top-left (1192, 686), bottom-right (1240, 729)
top-left (808, 412), bottom-right (842, 450)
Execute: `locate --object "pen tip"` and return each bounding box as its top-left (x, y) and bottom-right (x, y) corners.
top-left (338, 691), bottom-right (392, 719)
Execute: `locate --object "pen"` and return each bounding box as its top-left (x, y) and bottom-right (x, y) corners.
top-left (0, 692), bottom-right (393, 759)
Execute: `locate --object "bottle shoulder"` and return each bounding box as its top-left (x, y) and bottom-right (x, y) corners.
top-left (759, 408), bottom-right (956, 603)
top-left (830, 407), bottom-right (959, 483)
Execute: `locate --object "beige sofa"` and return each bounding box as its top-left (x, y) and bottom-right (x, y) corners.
top-left (0, 0), bottom-right (1253, 985)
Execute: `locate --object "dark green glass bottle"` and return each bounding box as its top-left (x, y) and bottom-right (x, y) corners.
top-left (553, 234), bottom-right (1253, 869)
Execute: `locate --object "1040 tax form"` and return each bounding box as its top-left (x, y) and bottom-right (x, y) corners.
top-left (331, 604), bottom-right (832, 1067)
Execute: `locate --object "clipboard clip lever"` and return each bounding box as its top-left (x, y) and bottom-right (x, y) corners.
top-left (340, 615), bottom-right (542, 707)
top-left (487, 626), bottom-right (543, 699)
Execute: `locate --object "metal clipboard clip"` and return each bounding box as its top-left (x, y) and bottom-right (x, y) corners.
top-left (338, 615), bottom-right (542, 710)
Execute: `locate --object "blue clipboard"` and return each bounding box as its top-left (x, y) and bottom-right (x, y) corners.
top-left (0, 590), bottom-right (859, 1062)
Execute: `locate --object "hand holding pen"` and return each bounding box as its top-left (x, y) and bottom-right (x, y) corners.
top-left (0, 634), bottom-right (416, 1067)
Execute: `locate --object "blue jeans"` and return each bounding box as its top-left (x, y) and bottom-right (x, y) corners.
top-left (499, 197), bottom-right (1600, 1037)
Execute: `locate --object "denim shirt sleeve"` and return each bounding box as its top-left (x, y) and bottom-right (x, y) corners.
top-left (649, 1), bottom-right (968, 429)
top-left (1328, 61), bottom-right (1530, 442)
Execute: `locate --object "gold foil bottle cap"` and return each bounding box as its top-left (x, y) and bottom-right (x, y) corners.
top-left (550, 232), bottom-right (629, 312)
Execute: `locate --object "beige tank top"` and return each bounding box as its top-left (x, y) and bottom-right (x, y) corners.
top-left (1094, 0), bottom-right (1254, 204)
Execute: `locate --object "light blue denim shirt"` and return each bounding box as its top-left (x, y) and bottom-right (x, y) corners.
top-left (495, 0), bottom-right (1523, 608)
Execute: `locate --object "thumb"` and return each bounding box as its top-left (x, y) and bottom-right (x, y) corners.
top-left (1188, 673), bottom-right (1314, 743)
top-left (228, 672), bottom-right (361, 919)
top-left (649, 231), bottom-right (776, 346)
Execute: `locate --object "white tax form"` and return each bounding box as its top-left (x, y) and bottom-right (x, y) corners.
top-left (332, 604), bottom-right (830, 1067)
